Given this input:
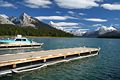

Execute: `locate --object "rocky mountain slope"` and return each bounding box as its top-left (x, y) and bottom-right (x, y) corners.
top-left (49, 21), bottom-right (86, 36)
top-left (0, 14), bottom-right (14, 25)
top-left (83, 26), bottom-right (120, 38)
top-left (0, 13), bottom-right (73, 37)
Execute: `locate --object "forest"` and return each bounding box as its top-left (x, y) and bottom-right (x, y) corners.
top-left (0, 24), bottom-right (73, 37)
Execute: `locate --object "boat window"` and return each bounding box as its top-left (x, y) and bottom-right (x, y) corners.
top-left (22, 39), bottom-right (26, 41)
top-left (15, 39), bottom-right (21, 41)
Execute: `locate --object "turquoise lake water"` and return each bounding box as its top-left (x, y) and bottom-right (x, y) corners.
top-left (0, 38), bottom-right (120, 80)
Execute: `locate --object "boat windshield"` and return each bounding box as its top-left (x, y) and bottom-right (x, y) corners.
top-left (15, 39), bottom-right (27, 41)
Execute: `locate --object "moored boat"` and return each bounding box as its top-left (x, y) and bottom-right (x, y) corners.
top-left (0, 35), bottom-right (43, 49)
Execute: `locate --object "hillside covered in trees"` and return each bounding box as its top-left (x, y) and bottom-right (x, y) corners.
top-left (0, 13), bottom-right (73, 37)
top-left (0, 24), bottom-right (73, 37)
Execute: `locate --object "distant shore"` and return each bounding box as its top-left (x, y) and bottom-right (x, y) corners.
top-left (0, 35), bottom-right (75, 38)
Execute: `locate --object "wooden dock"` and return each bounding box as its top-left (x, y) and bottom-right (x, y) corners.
top-left (0, 47), bottom-right (100, 69)
top-left (0, 47), bottom-right (100, 75)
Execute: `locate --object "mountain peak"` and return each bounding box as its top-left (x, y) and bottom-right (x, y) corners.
top-left (0, 14), bottom-right (14, 25)
top-left (97, 26), bottom-right (117, 35)
top-left (19, 12), bottom-right (36, 27)
top-left (49, 21), bottom-right (54, 25)
top-left (0, 14), bottom-right (9, 18)
top-left (21, 12), bottom-right (30, 17)
top-left (109, 26), bottom-right (117, 31)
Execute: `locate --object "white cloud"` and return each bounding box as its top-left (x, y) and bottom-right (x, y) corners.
top-left (84, 18), bottom-right (107, 22)
top-left (92, 24), bottom-right (102, 27)
top-left (56, 11), bottom-right (61, 14)
top-left (24, 0), bottom-right (52, 8)
top-left (79, 13), bottom-right (86, 15)
top-left (55, 0), bottom-right (103, 9)
top-left (35, 16), bottom-right (77, 20)
top-left (0, 0), bottom-right (15, 8)
top-left (101, 3), bottom-right (120, 10)
top-left (68, 11), bottom-right (74, 14)
top-left (51, 22), bottom-right (79, 27)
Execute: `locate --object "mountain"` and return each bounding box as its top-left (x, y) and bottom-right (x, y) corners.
top-left (98, 30), bottom-right (120, 38)
top-left (82, 30), bottom-right (99, 38)
top-left (49, 21), bottom-right (64, 30)
top-left (0, 13), bottom-right (73, 37)
top-left (97, 26), bottom-right (117, 35)
top-left (83, 26), bottom-right (120, 38)
top-left (49, 20), bottom-right (120, 38)
top-left (0, 14), bottom-right (14, 25)
top-left (49, 21), bottom-right (86, 36)
top-left (19, 13), bottom-right (37, 27)
top-left (0, 14), bottom-right (9, 18)
top-left (9, 13), bottom-right (39, 27)
top-left (70, 29), bottom-right (87, 36)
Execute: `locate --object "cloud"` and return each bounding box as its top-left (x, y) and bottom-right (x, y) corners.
top-left (24, 0), bottom-right (52, 8)
top-left (50, 22), bottom-right (79, 27)
top-left (67, 11), bottom-right (76, 16)
top-left (68, 11), bottom-right (74, 14)
top-left (79, 13), bottom-right (86, 15)
top-left (92, 24), bottom-right (102, 27)
top-left (55, 0), bottom-right (103, 9)
top-left (84, 18), bottom-right (107, 22)
top-left (56, 11), bottom-right (61, 14)
top-left (0, 0), bottom-right (15, 8)
top-left (35, 16), bottom-right (77, 20)
top-left (101, 3), bottom-right (120, 10)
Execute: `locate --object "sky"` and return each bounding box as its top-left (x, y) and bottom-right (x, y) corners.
top-left (0, 0), bottom-right (120, 31)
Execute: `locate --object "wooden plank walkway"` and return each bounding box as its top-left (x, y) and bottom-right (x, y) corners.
top-left (0, 47), bottom-right (99, 68)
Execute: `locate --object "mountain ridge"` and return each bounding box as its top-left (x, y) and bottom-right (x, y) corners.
top-left (0, 13), bottom-right (73, 37)
top-left (83, 26), bottom-right (120, 38)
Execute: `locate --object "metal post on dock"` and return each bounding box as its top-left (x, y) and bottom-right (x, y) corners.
top-left (44, 59), bottom-right (46, 62)
top-left (12, 64), bottom-right (16, 68)
top-left (64, 55), bottom-right (66, 58)
top-left (78, 53), bottom-right (80, 56)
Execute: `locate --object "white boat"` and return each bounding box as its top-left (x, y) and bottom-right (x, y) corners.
top-left (0, 35), bottom-right (43, 49)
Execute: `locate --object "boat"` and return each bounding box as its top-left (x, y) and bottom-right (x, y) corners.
top-left (0, 35), bottom-right (43, 49)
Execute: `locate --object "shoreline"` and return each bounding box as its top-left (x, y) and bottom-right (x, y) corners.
top-left (0, 36), bottom-right (120, 39)
top-left (0, 36), bottom-right (76, 38)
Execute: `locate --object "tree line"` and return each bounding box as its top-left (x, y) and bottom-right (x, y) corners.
top-left (0, 24), bottom-right (73, 37)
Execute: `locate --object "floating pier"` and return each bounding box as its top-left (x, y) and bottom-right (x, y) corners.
top-left (0, 47), bottom-right (100, 75)
top-left (0, 43), bottom-right (43, 50)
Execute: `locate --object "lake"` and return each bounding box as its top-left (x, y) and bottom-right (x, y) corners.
top-left (0, 38), bottom-right (120, 80)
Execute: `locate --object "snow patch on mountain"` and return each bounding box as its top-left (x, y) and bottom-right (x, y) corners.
top-left (96, 26), bottom-right (117, 35)
top-left (0, 14), bottom-right (9, 18)
top-left (49, 21), bottom-right (87, 36)
top-left (19, 13), bottom-right (36, 27)
top-left (0, 15), bottom-right (14, 25)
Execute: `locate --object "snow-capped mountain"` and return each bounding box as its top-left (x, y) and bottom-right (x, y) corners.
top-left (6, 13), bottom-right (40, 27)
top-left (0, 14), bottom-right (9, 18)
top-left (0, 14), bottom-right (14, 25)
top-left (9, 16), bottom-right (19, 24)
top-left (83, 26), bottom-right (119, 37)
top-left (0, 13), bottom-right (40, 27)
top-left (96, 26), bottom-right (117, 35)
top-left (19, 13), bottom-right (36, 27)
top-left (49, 21), bottom-right (87, 36)
top-left (49, 21), bottom-right (64, 30)
top-left (71, 29), bottom-right (87, 36)
top-left (0, 13), bottom-right (74, 37)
